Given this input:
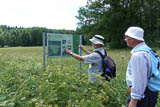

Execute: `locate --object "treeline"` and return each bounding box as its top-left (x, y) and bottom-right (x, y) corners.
top-left (1, 0), bottom-right (160, 48)
top-left (76, 0), bottom-right (160, 48)
top-left (0, 25), bottom-right (75, 47)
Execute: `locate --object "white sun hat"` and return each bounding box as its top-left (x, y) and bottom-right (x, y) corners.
top-left (125, 27), bottom-right (144, 41)
top-left (89, 35), bottom-right (104, 45)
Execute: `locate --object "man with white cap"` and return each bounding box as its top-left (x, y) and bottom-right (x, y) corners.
top-left (65, 35), bottom-right (105, 84)
top-left (124, 27), bottom-right (158, 107)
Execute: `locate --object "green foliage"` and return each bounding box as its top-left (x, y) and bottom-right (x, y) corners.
top-left (76, 0), bottom-right (160, 48)
top-left (0, 25), bottom-right (76, 47)
top-left (109, 36), bottom-right (121, 48)
top-left (0, 46), bottom-right (160, 106)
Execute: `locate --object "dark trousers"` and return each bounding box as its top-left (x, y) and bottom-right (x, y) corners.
top-left (126, 87), bottom-right (158, 107)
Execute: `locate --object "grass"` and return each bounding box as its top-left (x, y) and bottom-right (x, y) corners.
top-left (0, 46), bottom-right (159, 107)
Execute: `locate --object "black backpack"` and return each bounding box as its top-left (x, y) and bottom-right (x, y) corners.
top-left (95, 50), bottom-right (116, 81)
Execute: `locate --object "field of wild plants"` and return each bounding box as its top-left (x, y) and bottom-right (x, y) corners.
top-left (0, 46), bottom-right (160, 107)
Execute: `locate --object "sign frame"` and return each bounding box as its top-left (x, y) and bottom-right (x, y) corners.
top-left (47, 33), bottom-right (79, 58)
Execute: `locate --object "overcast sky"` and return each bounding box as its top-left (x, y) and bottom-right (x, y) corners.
top-left (0, 0), bottom-right (87, 30)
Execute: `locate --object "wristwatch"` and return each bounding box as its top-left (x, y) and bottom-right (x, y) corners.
top-left (70, 52), bottom-right (73, 55)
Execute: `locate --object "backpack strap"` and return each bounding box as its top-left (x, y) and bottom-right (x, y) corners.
top-left (94, 51), bottom-right (105, 72)
top-left (135, 48), bottom-right (158, 58)
top-left (95, 51), bottom-right (105, 59)
top-left (94, 49), bottom-right (107, 58)
top-left (94, 50), bottom-right (109, 72)
top-left (135, 48), bottom-right (160, 77)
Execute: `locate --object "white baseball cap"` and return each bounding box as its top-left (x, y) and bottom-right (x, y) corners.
top-left (89, 35), bottom-right (104, 45)
top-left (125, 27), bottom-right (144, 41)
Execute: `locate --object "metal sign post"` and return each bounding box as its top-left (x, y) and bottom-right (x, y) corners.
top-left (78, 35), bottom-right (82, 79)
top-left (43, 32), bottom-right (46, 72)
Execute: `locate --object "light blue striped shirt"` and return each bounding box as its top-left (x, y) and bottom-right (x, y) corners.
top-left (82, 47), bottom-right (105, 84)
top-left (126, 42), bottom-right (151, 100)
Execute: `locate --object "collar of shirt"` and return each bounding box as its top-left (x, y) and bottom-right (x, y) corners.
top-left (93, 47), bottom-right (104, 52)
top-left (130, 42), bottom-right (150, 54)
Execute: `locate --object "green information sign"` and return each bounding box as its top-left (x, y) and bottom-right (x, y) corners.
top-left (47, 33), bottom-right (79, 58)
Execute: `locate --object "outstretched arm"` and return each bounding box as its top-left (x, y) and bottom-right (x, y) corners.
top-left (65, 49), bottom-right (83, 61)
top-left (79, 45), bottom-right (92, 55)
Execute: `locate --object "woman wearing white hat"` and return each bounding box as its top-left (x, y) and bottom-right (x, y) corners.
top-left (124, 27), bottom-right (158, 107)
top-left (65, 35), bottom-right (106, 84)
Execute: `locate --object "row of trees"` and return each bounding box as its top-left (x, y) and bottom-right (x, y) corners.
top-left (76, 0), bottom-right (160, 48)
top-left (0, 25), bottom-right (75, 47)
top-left (1, 0), bottom-right (160, 48)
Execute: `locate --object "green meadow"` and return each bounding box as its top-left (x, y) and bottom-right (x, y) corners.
top-left (0, 47), bottom-right (160, 107)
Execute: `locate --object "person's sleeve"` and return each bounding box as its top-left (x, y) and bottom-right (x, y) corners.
top-left (130, 52), bottom-right (149, 100)
top-left (82, 53), bottom-right (101, 64)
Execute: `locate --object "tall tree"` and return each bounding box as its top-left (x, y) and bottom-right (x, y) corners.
top-left (30, 27), bottom-right (43, 46)
top-left (21, 29), bottom-right (31, 46)
top-left (76, 0), bottom-right (160, 48)
top-left (0, 29), bottom-right (5, 47)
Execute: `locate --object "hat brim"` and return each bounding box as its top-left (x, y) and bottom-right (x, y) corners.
top-left (125, 32), bottom-right (144, 41)
top-left (89, 38), bottom-right (104, 45)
